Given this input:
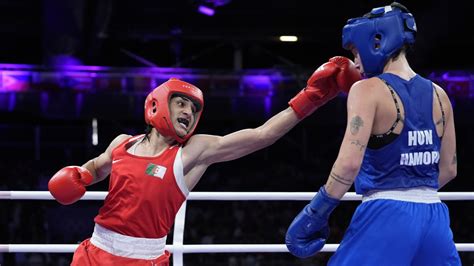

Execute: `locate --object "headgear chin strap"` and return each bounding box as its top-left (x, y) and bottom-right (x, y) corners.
top-left (342, 2), bottom-right (417, 77)
top-left (144, 78), bottom-right (204, 143)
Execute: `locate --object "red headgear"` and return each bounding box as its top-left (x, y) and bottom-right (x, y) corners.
top-left (144, 78), bottom-right (204, 143)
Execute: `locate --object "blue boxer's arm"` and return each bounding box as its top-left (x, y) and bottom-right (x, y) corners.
top-left (285, 186), bottom-right (340, 258)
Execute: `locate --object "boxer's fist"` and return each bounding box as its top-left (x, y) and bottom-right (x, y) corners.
top-left (285, 186), bottom-right (340, 258)
top-left (289, 60), bottom-right (342, 119)
top-left (329, 56), bottom-right (361, 93)
top-left (48, 166), bottom-right (93, 205)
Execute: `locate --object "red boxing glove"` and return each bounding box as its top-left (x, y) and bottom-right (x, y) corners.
top-left (48, 166), bottom-right (94, 205)
top-left (289, 61), bottom-right (342, 119)
top-left (328, 56), bottom-right (361, 93)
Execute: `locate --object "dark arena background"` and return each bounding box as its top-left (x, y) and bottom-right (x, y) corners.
top-left (1, 0), bottom-right (473, 265)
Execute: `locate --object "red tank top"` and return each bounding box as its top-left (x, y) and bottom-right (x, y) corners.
top-left (94, 135), bottom-right (188, 238)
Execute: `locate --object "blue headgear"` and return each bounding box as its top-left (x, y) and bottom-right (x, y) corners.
top-left (342, 3), bottom-right (417, 77)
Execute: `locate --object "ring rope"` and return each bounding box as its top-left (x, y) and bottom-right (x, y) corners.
top-left (1, 244), bottom-right (474, 253)
top-left (2, 191), bottom-right (474, 201)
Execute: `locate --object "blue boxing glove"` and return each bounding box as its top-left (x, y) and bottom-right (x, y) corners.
top-left (285, 186), bottom-right (340, 258)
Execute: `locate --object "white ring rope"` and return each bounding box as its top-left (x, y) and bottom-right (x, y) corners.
top-left (2, 190), bottom-right (474, 257)
top-left (2, 191), bottom-right (474, 201)
top-left (1, 244), bottom-right (474, 253)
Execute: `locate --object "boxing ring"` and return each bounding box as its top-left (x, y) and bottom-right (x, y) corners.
top-left (1, 191), bottom-right (474, 265)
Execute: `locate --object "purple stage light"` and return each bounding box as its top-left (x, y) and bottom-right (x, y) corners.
top-left (0, 63), bottom-right (36, 70)
top-left (441, 72), bottom-right (471, 82)
top-left (198, 5), bottom-right (215, 16)
top-left (436, 71), bottom-right (474, 98)
top-left (0, 71), bottom-right (31, 92)
top-left (241, 75), bottom-right (274, 92)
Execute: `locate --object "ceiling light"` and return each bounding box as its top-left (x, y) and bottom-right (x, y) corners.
top-left (279, 36), bottom-right (298, 42)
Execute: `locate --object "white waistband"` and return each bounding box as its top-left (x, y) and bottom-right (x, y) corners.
top-left (90, 224), bottom-right (166, 260)
top-left (362, 187), bottom-right (441, 203)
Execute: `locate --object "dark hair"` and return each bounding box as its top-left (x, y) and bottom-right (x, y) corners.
top-left (142, 124), bottom-right (153, 142)
top-left (391, 2), bottom-right (410, 13)
top-left (388, 2), bottom-right (415, 61)
top-left (391, 43), bottom-right (415, 62)
top-left (364, 2), bottom-right (411, 19)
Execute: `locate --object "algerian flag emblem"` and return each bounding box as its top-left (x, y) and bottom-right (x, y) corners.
top-left (145, 163), bottom-right (167, 179)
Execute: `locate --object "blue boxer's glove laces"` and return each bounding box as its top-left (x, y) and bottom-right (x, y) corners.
top-left (285, 186), bottom-right (340, 258)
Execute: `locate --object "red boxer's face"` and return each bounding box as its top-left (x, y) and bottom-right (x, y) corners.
top-left (169, 96), bottom-right (197, 138)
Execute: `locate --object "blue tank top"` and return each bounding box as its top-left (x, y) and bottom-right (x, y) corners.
top-left (355, 73), bottom-right (441, 195)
